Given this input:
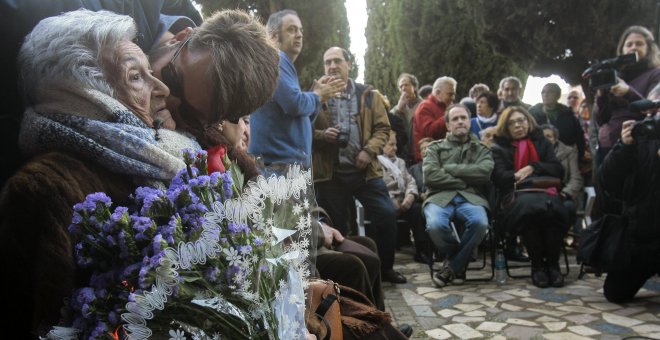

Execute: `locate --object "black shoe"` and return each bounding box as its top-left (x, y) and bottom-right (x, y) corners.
top-left (531, 267), bottom-right (549, 288)
top-left (398, 323), bottom-right (413, 338)
top-left (548, 265), bottom-right (564, 287)
top-left (385, 269), bottom-right (407, 284)
top-left (432, 266), bottom-right (455, 287)
top-left (505, 249), bottom-right (530, 262)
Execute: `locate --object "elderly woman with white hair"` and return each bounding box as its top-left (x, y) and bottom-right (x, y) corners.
top-left (0, 10), bottom-right (199, 337)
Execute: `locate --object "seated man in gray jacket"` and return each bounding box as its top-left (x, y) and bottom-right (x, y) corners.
top-left (423, 104), bottom-right (494, 287)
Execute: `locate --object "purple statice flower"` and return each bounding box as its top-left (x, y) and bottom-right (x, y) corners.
top-left (77, 192), bottom-right (112, 213)
top-left (130, 215), bottom-right (154, 241)
top-left (110, 206), bottom-right (128, 223)
top-left (205, 266), bottom-right (219, 282)
top-left (89, 271), bottom-right (115, 290)
top-left (239, 245), bottom-right (252, 255)
top-left (151, 233), bottom-right (164, 253)
top-left (74, 243), bottom-right (93, 267)
top-left (209, 172), bottom-right (221, 187)
top-left (104, 234), bottom-right (117, 247)
top-left (72, 287), bottom-right (96, 310)
top-left (258, 263), bottom-right (269, 272)
top-left (189, 175), bottom-right (211, 188)
top-left (240, 222), bottom-right (251, 234)
top-left (134, 186), bottom-right (166, 216)
top-left (220, 237), bottom-right (228, 244)
top-left (90, 321), bottom-right (109, 339)
top-left (120, 262), bottom-right (142, 280)
top-left (160, 215), bottom-right (179, 245)
top-left (253, 238), bottom-right (264, 246)
top-left (228, 222), bottom-right (241, 234)
top-left (138, 257), bottom-right (152, 289)
top-left (182, 148), bottom-right (197, 165)
top-left (221, 171), bottom-right (233, 199)
top-left (117, 230), bottom-right (129, 259)
top-left (108, 310), bottom-right (119, 325)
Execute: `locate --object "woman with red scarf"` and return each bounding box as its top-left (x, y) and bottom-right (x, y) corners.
top-left (491, 106), bottom-right (569, 288)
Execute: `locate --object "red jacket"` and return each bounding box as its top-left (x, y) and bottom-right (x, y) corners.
top-left (413, 94), bottom-right (448, 161)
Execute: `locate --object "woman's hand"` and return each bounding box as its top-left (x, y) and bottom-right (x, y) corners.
top-left (621, 119), bottom-right (635, 145)
top-left (514, 165), bottom-right (534, 182)
top-left (610, 77), bottom-right (630, 97)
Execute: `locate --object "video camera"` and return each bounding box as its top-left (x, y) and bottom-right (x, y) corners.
top-left (629, 99), bottom-right (660, 139)
top-left (582, 53), bottom-right (638, 90)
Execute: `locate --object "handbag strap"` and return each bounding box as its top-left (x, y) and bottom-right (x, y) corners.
top-left (315, 294), bottom-right (338, 340)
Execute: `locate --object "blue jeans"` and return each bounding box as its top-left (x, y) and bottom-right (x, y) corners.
top-left (424, 195), bottom-right (488, 273)
top-left (315, 172), bottom-right (397, 272)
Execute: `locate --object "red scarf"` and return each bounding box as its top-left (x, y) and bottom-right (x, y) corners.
top-left (207, 144), bottom-right (227, 173)
top-left (512, 138), bottom-right (557, 195)
top-left (512, 138), bottom-right (539, 171)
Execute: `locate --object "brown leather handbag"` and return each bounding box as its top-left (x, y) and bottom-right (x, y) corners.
top-left (308, 279), bottom-right (343, 340)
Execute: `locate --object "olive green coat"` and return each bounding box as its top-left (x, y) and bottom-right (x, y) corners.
top-left (422, 133), bottom-right (493, 210)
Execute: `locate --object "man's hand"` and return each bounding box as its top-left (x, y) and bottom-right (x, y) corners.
top-left (396, 92), bottom-right (409, 111)
top-left (610, 77), bottom-right (630, 97)
top-left (399, 194), bottom-right (415, 213)
top-left (323, 124), bottom-right (341, 144)
top-left (313, 76), bottom-right (346, 102)
top-left (621, 119), bottom-right (635, 145)
top-left (321, 222), bottom-right (345, 248)
top-left (514, 165), bottom-right (534, 182)
top-left (355, 150), bottom-right (372, 169)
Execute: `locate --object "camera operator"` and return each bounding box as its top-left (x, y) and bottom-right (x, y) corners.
top-left (594, 26), bottom-right (660, 166)
top-left (598, 113), bottom-right (660, 302)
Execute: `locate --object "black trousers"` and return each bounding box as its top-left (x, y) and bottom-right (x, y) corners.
top-left (604, 264), bottom-right (660, 303)
top-left (316, 236), bottom-right (384, 310)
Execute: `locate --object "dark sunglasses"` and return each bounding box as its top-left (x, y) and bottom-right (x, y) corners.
top-left (161, 36), bottom-right (240, 125)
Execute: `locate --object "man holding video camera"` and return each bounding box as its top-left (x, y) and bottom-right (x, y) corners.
top-left (598, 104), bottom-right (660, 302)
top-left (593, 26), bottom-right (660, 165)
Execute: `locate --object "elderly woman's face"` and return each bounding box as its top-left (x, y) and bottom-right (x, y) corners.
top-left (506, 111), bottom-right (530, 140)
top-left (104, 41), bottom-right (175, 129)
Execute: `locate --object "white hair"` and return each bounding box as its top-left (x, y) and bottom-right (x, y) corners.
top-left (432, 76), bottom-right (457, 90)
top-left (19, 9), bottom-right (137, 105)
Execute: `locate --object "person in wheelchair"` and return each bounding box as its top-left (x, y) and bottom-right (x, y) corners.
top-left (422, 104), bottom-right (493, 287)
top-left (491, 106), bottom-right (569, 288)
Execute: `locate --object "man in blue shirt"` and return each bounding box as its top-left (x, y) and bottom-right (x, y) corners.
top-left (249, 9), bottom-right (344, 168)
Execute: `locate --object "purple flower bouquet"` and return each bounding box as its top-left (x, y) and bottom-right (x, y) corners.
top-left (46, 150), bottom-right (314, 340)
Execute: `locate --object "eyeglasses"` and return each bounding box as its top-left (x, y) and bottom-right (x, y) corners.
top-left (161, 36), bottom-right (191, 99)
top-left (507, 117), bottom-right (528, 127)
top-left (160, 36), bottom-right (240, 125)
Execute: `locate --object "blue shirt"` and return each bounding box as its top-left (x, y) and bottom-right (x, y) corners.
top-left (249, 51), bottom-right (320, 167)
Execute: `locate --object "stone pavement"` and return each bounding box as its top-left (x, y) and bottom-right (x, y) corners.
top-left (383, 246), bottom-right (660, 339)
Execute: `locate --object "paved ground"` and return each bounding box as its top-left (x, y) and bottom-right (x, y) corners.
top-left (383, 245), bottom-right (660, 340)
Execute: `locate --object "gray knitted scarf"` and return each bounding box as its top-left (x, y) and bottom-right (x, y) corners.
top-left (19, 84), bottom-right (200, 183)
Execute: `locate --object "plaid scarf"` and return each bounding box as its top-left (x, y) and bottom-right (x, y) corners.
top-left (19, 84), bottom-right (199, 183)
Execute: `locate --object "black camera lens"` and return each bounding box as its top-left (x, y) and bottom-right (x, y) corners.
top-left (337, 126), bottom-right (349, 148)
top-left (632, 115), bottom-right (660, 140)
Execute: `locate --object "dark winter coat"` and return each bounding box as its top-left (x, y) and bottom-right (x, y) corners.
top-left (599, 138), bottom-right (660, 265)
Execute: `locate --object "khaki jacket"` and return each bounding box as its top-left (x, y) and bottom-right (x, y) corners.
top-left (312, 83), bottom-right (391, 182)
top-left (423, 133), bottom-right (493, 209)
